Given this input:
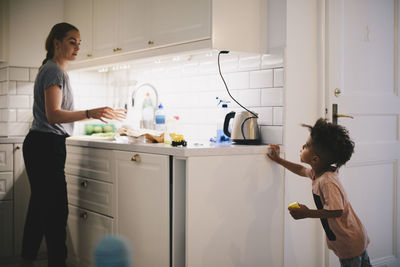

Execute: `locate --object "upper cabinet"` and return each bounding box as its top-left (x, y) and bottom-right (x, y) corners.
top-left (64, 0), bottom-right (93, 61)
top-left (0, 0), bottom-right (9, 63)
top-left (65, 0), bottom-right (267, 69)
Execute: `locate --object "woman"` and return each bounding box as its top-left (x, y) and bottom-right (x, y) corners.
top-left (21, 22), bottom-right (125, 267)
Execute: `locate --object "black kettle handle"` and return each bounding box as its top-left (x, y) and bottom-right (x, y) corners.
top-left (223, 111), bottom-right (235, 137)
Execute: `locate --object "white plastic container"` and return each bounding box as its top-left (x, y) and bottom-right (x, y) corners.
top-left (155, 103), bottom-right (166, 131)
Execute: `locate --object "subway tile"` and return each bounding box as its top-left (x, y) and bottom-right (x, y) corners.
top-left (260, 126), bottom-right (283, 145)
top-left (273, 107), bottom-right (284, 125)
top-left (250, 69), bottom-right (273, 88)
top-left (0, 96), bottom-right (7, 108)
top-left (0, 123), bottom-right (6, 136)
top-left (9, 67), bottom-right (29, 81)
top-left (255, 107), bottom-right (273, 125)
top-left (261, 88), bottom-right (283, 106)
top-left (16, 82), bottom-right (34, 95)
top-left (230, 88), bottom-right (261, 107)
top-left (8, 95), bottom-right (30, 108)
top-left (7, 122), bottom-right (30, 136)
top-left (0, 109), bottom-right (16, 122)
top-left (261, 54), bottom-right (284, 69)
top-left (273, 68), bottom-right (284, 87)
top-left (224, 72), bottom-right (250, 90)
top-left (0, 82), bottom-right (7, 95)
top-left (17, 109), bottom-right (33, 122)
top-left (0, 68), bottom-right (8, 82)
top-left (8, 81), bottom-right (16, 95)
top-left (29, 68), bottom-right (38, 82)
top-left (238, 55), bottom-right (261, 71)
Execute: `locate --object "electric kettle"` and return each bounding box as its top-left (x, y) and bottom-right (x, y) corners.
top-left (223, 111), bottom-right (260, 145)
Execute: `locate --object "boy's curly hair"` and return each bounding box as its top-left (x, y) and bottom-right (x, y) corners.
top-left (302, 118), bottom-right (355, 168)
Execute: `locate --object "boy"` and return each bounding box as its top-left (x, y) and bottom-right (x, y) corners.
top-left (268, 118), bottom-right (371, 267)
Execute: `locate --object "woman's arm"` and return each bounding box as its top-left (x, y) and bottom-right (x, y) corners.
top-left (45, 85), bottom-right (126, 124)
top-left (267, 144), bottom-right (308, 177)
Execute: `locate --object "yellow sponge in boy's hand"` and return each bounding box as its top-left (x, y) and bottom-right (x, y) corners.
top-left (288, 201), bottom-right (300, 209)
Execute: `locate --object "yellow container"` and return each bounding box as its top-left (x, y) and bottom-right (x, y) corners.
top-left (288, 201), bottom-right (300, 209)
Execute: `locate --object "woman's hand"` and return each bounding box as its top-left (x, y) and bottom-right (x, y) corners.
top-left (88, 107), bottom-right (126, 123)
top-left (288, 203), bottom-right (310, 220)
top-left (267, 144), bottom-right (281, 162)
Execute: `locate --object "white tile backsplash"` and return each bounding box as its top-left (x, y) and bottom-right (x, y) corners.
top-left (29, 68), bottom-right (38, 82)
top-left (9, 67), bottom-right (29, 81)
top-left (260, 125), bottom-right (283, 145)
top-left (16, 82), bottom-right (34, 95)
top-left (8, 95), bottom-right (30, 109)
top-left (273, 68), bottom-right (284, 87)
top-left (250, 69), bottom-right (273, 88)
top-left (0, 68), bottom-right (8, 82)
top-left (261, 88), bottom-right (284, 106)
top-left (66, 54), bottom-right (285, 143)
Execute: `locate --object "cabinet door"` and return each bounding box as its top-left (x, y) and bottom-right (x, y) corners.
top-left (67, 205), bottom-right (113, 267)
top-left (0, 200), bottom-right (13, 258)
top-left (114, 151), bottom-right (169, 267)
top-left (118, 0), bottom-right (148, 52)
top-left (0, 172), bottom-right (13, 201)
top-left (64, 0), bottom-right (93, 61)
top-left (148, 0), bottom-right (211, 48)
top-left (0, 144), bottom-right (12, 172)
top-left (92, 0), bottom-right (119, 58)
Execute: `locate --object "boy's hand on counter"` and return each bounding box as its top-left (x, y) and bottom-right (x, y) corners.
top-left (288, 203), bottom-right (310, 220)
top-left (267, 144), bottom-right (281, 162)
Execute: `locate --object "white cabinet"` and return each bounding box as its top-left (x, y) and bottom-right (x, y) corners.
top-left (0, 0), bottom-right (9, 63)
top-left (67, 205), bottom-right (113, 267)
top-left (65, 146), bottom-right (114, 267)
top-left (114, 150), bottom-right (170, 267)
top-left (0, 144), bottom-right (13, 259)
top-left (185, 154), bottom-right (284, 267)
top-left (65, 0), bottom-right (210, 62)
top-left (64, 0), bottom-right (93, 61)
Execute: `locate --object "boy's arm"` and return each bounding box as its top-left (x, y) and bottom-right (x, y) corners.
top-left (289, 204), bottom-right (343, 220)
top-left (267, 145), bottom-right (308, 177)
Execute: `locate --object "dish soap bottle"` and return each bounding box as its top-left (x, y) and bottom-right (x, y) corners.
top-left (216, 98), bottom-right (231, 143)
top-left (155, 103), bottom-right (166, 131)
top-left (141, 92), bottom-right (154, 129)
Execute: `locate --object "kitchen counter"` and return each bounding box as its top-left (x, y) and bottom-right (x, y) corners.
top-left (0, 137), bottom-right (25, 143)
top-left (66, 136), bottom-right (271, 157)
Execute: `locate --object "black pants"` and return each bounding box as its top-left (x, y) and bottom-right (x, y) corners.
top-left (22, 131), bottom-right (68, 267)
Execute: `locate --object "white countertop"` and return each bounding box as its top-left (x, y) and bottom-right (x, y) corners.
top-left (0, 137), bottom-right (25, 143)
top-left (66, 136), bottom-right (270, 157)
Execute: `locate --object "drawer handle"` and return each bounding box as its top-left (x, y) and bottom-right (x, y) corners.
top-left (148, 40), bottom-right (154, 45)
top-left (80, 212), bottom-right (88, 220)
top-left (131, 154), bottom-right (141, 163)
top-left (80, 180), bottom-right (88, 188)
top-left (15, 145), bottom-right (21, 150)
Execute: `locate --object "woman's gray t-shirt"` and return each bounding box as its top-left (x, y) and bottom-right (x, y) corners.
top-left (30, 60), bottom-right (74, 136)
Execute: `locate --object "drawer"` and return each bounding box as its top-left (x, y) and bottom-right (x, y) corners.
top-left (67, 205), bottom-right (113, 267)
top-left (0, 144), bottom-right (13, 172)
top-left (66, 146), bottom-right (113, 183)
top-left (0, 172), bottom-right (13, 200)
top-left (66, 174), bottom-right (113, 217)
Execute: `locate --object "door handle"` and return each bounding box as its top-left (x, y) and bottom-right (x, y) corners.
top-left (332, 104), bottom-right (353, 125)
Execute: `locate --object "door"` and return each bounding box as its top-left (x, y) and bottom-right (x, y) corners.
top-left (114, 151), bottom-right (169, 267)
top-left (325, 1), bottom-right (400, 266)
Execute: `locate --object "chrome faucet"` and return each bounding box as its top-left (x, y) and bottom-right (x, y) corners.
top-left (131, 83), bottom-right (159, 108)
top-left (131, 83), bottom-right (159, 129)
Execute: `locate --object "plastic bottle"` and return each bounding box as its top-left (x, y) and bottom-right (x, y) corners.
top-left (141, 92), bottom-right (154, 129)
top-left (216, 99), bottom-right (231, 143)
top-left (155, 103), bottom-right (166, 131)
top-left (164, 115), bottom-right (179, 145)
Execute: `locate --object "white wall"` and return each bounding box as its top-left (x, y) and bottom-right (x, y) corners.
top-left (284, 0), bottom-right (323, 266)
